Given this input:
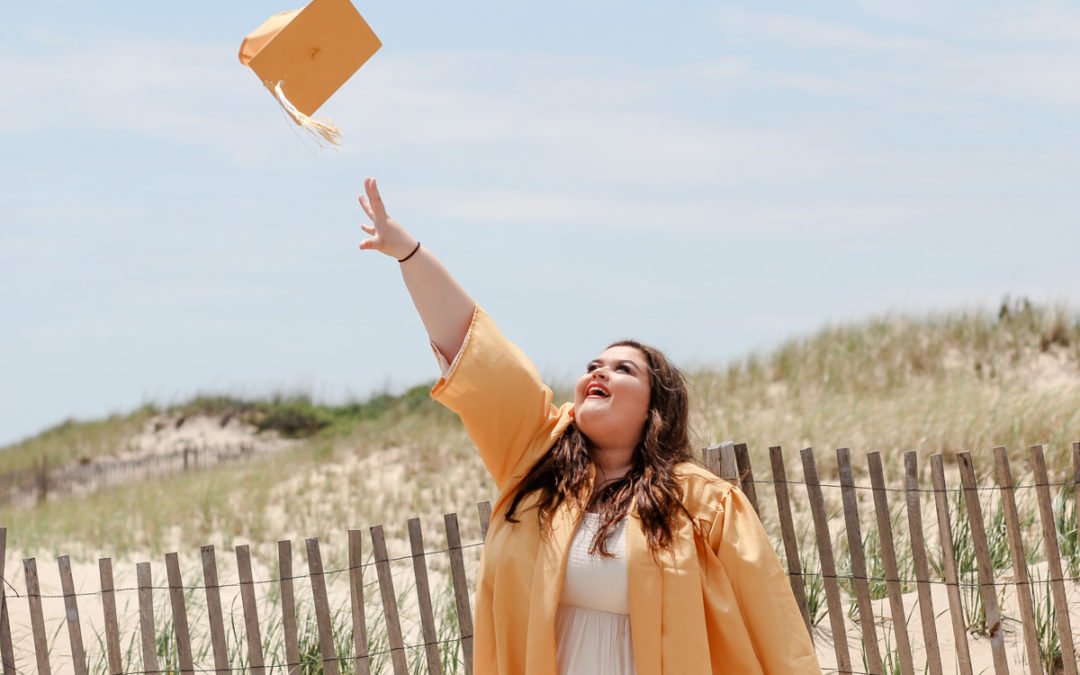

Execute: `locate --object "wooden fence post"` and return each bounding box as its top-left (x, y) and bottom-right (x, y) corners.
top-left (733, 442), bottom-right (759, 514)
top-left (371, 526), bottom-right (408, 675)
top-left (1029, 444), bottom-right (1079, 675)
top-left (445, 512), bottom-right (475, 675)
top-left (903, 452), bottom-right (943, 675)
top-left (929, 454), bottom-right (974, 675)
top-left (137, 561), bottom-right (160, 674)
top-left (306, 537), bottom-right (340, 675)
top-left (408, 518), bottom-right (443, 675)
top-left (769, 446), bottom-right (812, 636)
top-left (165, 552), bottom-right (195, 675)
top-left (866, 451), bottom-right (915, 675)
top-left (347, 530), bottom-right (370, 675)
top-left (800, 447), bottom-right (851, 672)
top-left (201, 545), bottom-right (230, 674)
top-left (236, 545), bottom-right (266, 674)
top-left (23, 558), bottom-right (51, 675)
top-left (704, 442), bottom-right (733, 481)
top-left (955, 452), bottom-right (1009, 674)
top-left (836, 447), bottom-right (882, 672)
top-left (992, 446), bottom-right (1041, 675)
top-left (1074, 442), bottom-right (1080, 558)
top-left (278, 540), bottom-right (301, 675)
top-left (477, 501), bottom-right (493, 543)
top-left (57, 555), bottom-right (88, 675)
top-left (99, 558), bottom-right (123, 674)
top-left (0, 528), bottom-right (15, 675)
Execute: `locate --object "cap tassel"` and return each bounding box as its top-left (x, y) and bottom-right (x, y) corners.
top-left (265, 79), bottom-right (343, 146)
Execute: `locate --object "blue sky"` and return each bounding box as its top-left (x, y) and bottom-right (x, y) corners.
top-left (2, 0), bottom-right (1077, 447)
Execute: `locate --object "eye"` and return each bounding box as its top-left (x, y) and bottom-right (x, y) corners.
top-left (616, 364), bottom-right (631, 373)
top-left (586, 363), bottom-right (599, 373)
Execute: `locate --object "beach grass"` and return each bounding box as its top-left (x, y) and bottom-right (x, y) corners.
top-left (1, 299), bottom-right (1079, 671)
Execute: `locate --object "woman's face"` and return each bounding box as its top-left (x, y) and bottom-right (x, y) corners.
top-left (573, 345), bottom-right (651, 451)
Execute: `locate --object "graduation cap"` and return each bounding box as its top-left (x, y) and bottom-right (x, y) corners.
top-left (239, 0), bottom-right (381, 146)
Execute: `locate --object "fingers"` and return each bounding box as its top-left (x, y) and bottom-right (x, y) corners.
top-left (358, 195), bottom-right (376, 221)
top-left (364, 177), bottom-right (387, 219)
top-left (357, 177), bottom-right (398, 256)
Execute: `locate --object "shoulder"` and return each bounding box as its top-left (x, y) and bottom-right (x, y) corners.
top-left (673, 461), bottom-right (735, 518)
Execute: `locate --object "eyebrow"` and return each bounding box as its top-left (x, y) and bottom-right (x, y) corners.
top-left (587, 359), bottom-right (643, 372)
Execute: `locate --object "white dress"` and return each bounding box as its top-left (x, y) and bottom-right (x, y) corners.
top-left (555, 512), bottom-right (637, 675)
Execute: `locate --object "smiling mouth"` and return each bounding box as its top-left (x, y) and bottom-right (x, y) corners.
top-left (585, 383), bottom-right (610, 398)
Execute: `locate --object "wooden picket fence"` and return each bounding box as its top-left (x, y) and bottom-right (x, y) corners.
top-left (705, 441), bottom-right (1080, 675)
top-left (0, 441), bottom-right (1078, 674)
top-left (0, 443), bottom-right (275, 508)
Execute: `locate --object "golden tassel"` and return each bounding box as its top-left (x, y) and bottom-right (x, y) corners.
top-left (265, 79), bottom-right (343, 147)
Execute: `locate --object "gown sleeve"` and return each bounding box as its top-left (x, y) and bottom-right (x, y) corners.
top-left (430, 306), bottom-right (574, 493)
top-left (705, 484), bottom-right (822, 673)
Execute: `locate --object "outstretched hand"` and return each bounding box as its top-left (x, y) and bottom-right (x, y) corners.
top-left (358, 177), bottom-right (418, 260)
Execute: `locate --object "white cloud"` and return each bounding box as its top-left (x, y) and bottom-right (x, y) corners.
top-left (3, 18), bottom-right (1076, 240)
top-left (0, 38), bottom-right (288, 163)
top-left (401, 185), bottom-right (969, 238)
top-left (958, 2), bottom-right (1080, 43)
top-left (714, 7), bottom-right (936, 52)
top-left (711, 5), bottom-right (1080, 112)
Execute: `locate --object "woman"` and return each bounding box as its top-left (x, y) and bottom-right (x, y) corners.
top-left (357, 177), bottom-right (821, 674)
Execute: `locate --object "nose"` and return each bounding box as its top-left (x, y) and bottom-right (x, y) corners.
top-left (592, 366), bottom-right (610, 380)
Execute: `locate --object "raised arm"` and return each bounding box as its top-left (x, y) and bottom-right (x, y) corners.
top-left (358, 177), bottom-right (475, 360)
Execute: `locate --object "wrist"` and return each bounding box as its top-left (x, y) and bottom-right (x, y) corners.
top-left (397, 240), bottom-right (421, 263)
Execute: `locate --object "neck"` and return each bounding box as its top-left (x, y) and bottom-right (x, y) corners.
top-left (591, 445), bottom-right (635, 484)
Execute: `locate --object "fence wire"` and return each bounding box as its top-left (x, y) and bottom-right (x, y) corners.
top-left (0, 441), bottom-right (1077, 674)
top-left (8, 566), bottom-right (1080, 603)
top-left (1, 634), bottom-right (473, 674)
top-left (8, 541), bottom-right (486, 600)
top-left (758, 477), bottom-right (1079, 494)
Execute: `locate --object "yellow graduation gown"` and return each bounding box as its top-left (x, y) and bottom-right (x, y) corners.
top-left (432, 307), bottom-right (821, 674)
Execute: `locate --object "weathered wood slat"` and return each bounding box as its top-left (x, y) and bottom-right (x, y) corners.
top-left (477, 501), bottom-right (493, 542)
top-left (836, 447), bottom-right (882, 672)
top-left (23, 557), bottom-right (52, 675)
top-left (370, 526), bottom-right (408, 675)
top-left (956, 452), bottom-right (1009, 674)
top-left (800, 447), bottom-right (851, 672)
top-left (704, 442), bottom-right (734, 481)
top-left (445, 512), bottom-right (475, 675)
top-left (720, 443), bottom-right (738, 482)
top-left (347, 530), bottom-right (370, 675)
top-left (409, 518), bottom-right (443, 675)
top-left (734, 442), bottom-right (759, 514)
top-left (904, 453), bottom-right (943, 675)
top-left (992, 446), bottom-right (1042, 675)
top-left (277, 540), bottom-right (302, 675)
top-left (201, 545), bottom-right (230, 674)
top-left (1029, 444), bottom-right (1079, 675)
top-left (770, 446), bottom-right (812, 636)
top-left (1071, 440), bottom-right (1080, 561)
top-left (930, 454), bottom-right (974, 675)
top-left (0, 528), bottom-right (14, 675)
top-left (704, 444), bottom-right (720, 474)
top-left (165, 553), bottom-right (195, 675)
top-left (57, 555), bottom-right (89, 675)
top-left (306, 537), bottom-right (340, 675)
top-left (866, 452), bottom-right (915, 675)
top-left (137, 561), bottom-right (160, 674)
top-left (98, 558), bottom-right (124, 675)
top-left (236, 545), bottom-right (266, 674)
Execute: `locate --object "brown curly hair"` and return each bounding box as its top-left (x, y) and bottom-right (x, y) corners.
top-left (505, 339), bottom-right (694, 555)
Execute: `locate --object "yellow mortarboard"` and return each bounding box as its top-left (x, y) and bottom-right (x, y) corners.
top-left (239, 0), bottom-right (381, 146)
